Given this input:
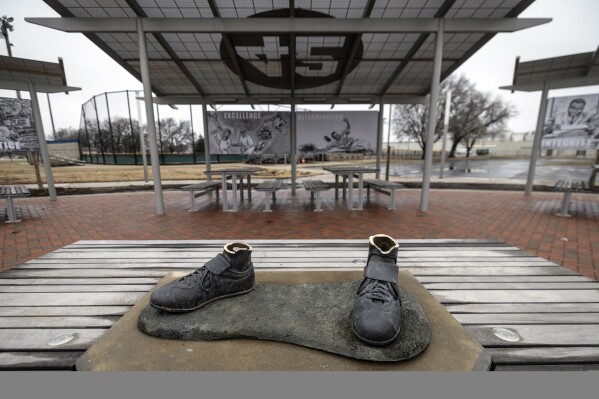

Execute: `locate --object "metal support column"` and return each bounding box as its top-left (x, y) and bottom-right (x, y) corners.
top-left (419, 18), bottom-right (444, 213)
top-left (46, 93), bottom-right (56, 140)
top-left (104, 92), bottom-right (118, 164)
top-left (290, 97), bottom-right (297, 194)
top-left (137, 18), bottom-right (164, 215)
top-left (135, 91), bottom-right (149, 183)
top-left (82, 106), bottom-right (93, 162)
top-left (385, 104), bottom-right (392, 181)
top-left (376, 100), bottom-right (384, 179)
top-left (201, 100), bottom-right (212, 181)
top-left (125, 90), bottom-right (138, 165)
top-left (28, 83), bottom-right (57, 201)
top-left (92, 96), bottom-right (106, 164)
top-left (189, 104), bottom-right (196, 164)
top-left (439, 89), bottom-right (452, 179)
top-left (156, 104), bottom-right (164, 164)
top-left (525, 81), bottom-right (550, 196)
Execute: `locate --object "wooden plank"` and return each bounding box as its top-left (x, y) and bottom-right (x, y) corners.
top-left (39, 250), bottom-right (527, 259)
top-left (0, 285), bottom-right (155, 293)
top-left (54, 246), bottom-right (521, 252)
top-left (0, 316), bottom-right (119, 328)
top-left (467, 325), bottom-right (599, 346)
top-left (0, 328), bottom-right (107, 350)
top-left (411, 267), bottom-right (576, 276)
top-left (0, 269), bottom-right (177, 278)
top-left (446, 303), bottom-right (599, 313)
top-left (454, 313), bottom-right (599, 325)
top-left (424, 282), bottom-right (599, 290)
top-left (0, 266), bottom-right (576, 279)
top-left (494, 364), bottom-right (599, 371)
top-left (0, 306), bottom-right (131, 317)
top-left (23, 258), bottom-right (554, 266)
top-left (487, 347), bottom-right (599, 364)
top-left (0, 351), bottom-right (82, 370)
top-left (15, 263), bottom-right (366, 270)
top-left (70, 239), bottom-right (505, 245)
top-left (17, 262), bottom-right (201, 268)
top-left (432, 289), bottom-right (599, 303)
top-left (14, 261), bottom-right (561, 270)
top-left (417, 276), bottom-right (594, 283)
top-left (0, 278), bottom-right (160, 285)
top-left (0, 292), bottom-right (146, 306)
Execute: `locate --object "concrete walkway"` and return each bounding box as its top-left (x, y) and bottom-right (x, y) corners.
top-left (1, 184), bottom-right (598, 280)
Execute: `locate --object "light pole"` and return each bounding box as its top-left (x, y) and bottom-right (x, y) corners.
top-left (1, 15), bottom-right (21, 99)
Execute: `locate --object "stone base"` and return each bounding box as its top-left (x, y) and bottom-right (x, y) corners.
top-left (76, 270), bottom-right (491, 371)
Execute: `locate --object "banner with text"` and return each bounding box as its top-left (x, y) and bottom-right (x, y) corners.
top-left (0, 97), bottom-right (39, 153)
top-left (296, 111), bottom-right (377, 155)
top-left (207, 111), bottom-right (290, 155)
top-left (542, 93), bottom-right (599, 150)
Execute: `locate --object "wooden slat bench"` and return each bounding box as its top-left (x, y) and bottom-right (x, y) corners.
top-left (364, 179), bottom-right (405, 210)
top-left (178, 182), bottom-right (221, 212)
top-left (255, 180), bottom-right (283, 212)
top-left (552, 180), bottom-right (590, 217)
top-left (302, 180), bottom-right (330, 212)
top-left (1, 239), bottom-right (598, 371)
top-left (0, 185), bottom-right (31, 223)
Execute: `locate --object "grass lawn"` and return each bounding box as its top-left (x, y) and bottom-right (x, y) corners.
top-left (0, 159), bottom-right (319, 184)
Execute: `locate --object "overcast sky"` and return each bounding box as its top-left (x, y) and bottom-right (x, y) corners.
top-left (1, 0), bottom-right (598, 138)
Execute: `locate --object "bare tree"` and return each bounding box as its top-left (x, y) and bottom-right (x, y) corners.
top-left (159, 118), bottom-right (192, 154)
top-left (449, 91), bottom-right (514, 158)
top-left (392, 104), bottom-right (442, 159)
top-left (392, 74), bottom-right (514, 158)
top-left (54, 127), bottom-right (79, 141)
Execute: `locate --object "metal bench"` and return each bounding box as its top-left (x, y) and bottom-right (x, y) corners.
top-left (552, 180), bottom-right (590, 217)
top-left (0, 185), bottom-right (31, 223)
top-left (179, 182), bottom-right (221, 212)
top-left (302, 180), bottom-right (330, 212)
top-left (364, 179), bottom-right (404, 210)
top-left (256, 180), bottom-right (283, 212)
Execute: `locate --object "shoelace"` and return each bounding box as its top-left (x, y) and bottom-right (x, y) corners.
top-left (359, 279), bottom-right (398, 303)
top-left (179, 266), bottom-right (214, 290)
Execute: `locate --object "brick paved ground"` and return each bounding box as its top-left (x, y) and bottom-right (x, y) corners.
top-left (1, 188), bottom-right (598, 280)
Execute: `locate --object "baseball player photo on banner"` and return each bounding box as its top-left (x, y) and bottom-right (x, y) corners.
top-left (0, 97), bottom-right (39, 153)
top-left (296, 111), bottom-right (377, 155)
top-left (542, 93), bottom-right (599, 150)
top-left (207, 111), bottom-right (290, 155)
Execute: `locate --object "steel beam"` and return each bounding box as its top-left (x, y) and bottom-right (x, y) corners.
top-left (28, 82), bottom-right (57, 201)
top-left (419, 19), bottom-right (444, 213)
top-left (26, 17), bottom-right (551, 34)
top-left (0, 80), bottom-right (80, 93)
top-left (150, 95), bottom-right (427, 105)
top-left (525, 81), bottom-right (549, 196)
top-left (137, 18), bottom-right (165, 215)
top-left (291, 97), bottom-right (297, 195)
top-left (376, 100), bottom-right (384, 180)
top-left (500, 75), bottom-right (599, 92)
top-left (202, 100), bottom-right (212, 181)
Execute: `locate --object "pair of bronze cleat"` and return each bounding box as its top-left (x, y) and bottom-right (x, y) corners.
top-left (150, 235), bottom-right (401, 346)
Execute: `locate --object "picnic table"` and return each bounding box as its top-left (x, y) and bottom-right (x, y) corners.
top-left (204, 167), bottom-right (260, 212)
top-left (0, 185), bottom-right (31, 223)
top-left (1, 239), bottom-right (598, 371)
top-left (323, 166), bottom-right (378, 210)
